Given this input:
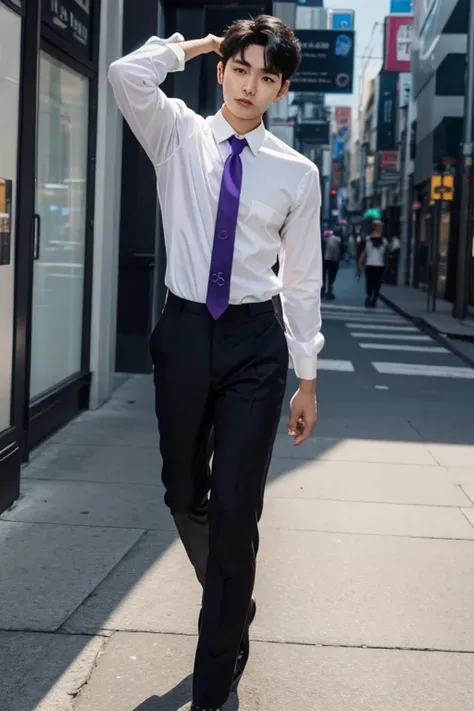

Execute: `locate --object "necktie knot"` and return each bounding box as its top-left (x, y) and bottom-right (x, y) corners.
top-left (229, 135), bottom-right (247, 156)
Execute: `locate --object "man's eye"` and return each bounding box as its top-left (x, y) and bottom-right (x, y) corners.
top-left (263, 76), bottom-right (275, 83)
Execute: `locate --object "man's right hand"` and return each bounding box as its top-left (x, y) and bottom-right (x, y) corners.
top-left (206, 34), bottom-right (223, 56)
top-left (179, 35), bottom-right (223, 63)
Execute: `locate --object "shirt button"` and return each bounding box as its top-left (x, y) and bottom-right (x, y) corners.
top-left (219, 230), bottom-right (228, 239)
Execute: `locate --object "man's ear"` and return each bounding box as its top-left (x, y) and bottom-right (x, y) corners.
top-left (275, 79), bottom-right (290, 103)
top-left (217, 61), bottom-right (224, 85)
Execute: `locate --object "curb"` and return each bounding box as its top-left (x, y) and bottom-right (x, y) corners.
top-left (380, 293), bottom-right (474, 371)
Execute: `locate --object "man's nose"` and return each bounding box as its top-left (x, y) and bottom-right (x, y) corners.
top-left (243, 77), bottom-right (257, 95)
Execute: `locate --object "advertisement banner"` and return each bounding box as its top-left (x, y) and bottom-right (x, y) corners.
top-left (384, 14), bottom-right (413, 72)
top-left (377, 150), bottom-right (399, 184)
top-left (376, 71), bottom-right (399, 151)
top-left (292, 29), bottom-right (355, 93)
top-left (398, 72), bottom-right (412, 107)
top-left (335, 106), bottom-right (352, 140)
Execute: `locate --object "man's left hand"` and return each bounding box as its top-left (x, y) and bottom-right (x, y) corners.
top-left (288, 387), bottom-right (317, 446)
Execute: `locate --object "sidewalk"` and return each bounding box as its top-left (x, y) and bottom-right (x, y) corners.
top-left (1, 356), bottom-right (474, 710)
top-left (381, 283), bottom-right (474, 365)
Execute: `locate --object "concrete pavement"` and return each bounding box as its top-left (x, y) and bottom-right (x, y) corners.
top-left (2, 265), bottom-right (474, 710)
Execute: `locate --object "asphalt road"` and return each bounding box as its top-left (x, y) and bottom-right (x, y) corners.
top-left (306, 264), bottom-right (474, 447)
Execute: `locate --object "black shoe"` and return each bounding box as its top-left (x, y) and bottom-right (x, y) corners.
top-left (231, 597), bottom-right (257, 693)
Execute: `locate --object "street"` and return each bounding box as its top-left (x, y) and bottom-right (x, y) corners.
top-left (1, 265), bottom-right (474, 711)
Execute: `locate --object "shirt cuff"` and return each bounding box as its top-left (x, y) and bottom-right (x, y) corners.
top-left (167, 42), bottom-right (186, 72)
top-left (292, 355), bottom-right (317, 380)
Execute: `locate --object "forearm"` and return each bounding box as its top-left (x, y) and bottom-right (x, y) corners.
top-left (178, 35), bottom-right (215, 62)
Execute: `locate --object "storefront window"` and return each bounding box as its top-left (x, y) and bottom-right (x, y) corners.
top-left (0, 5), bottom-right (21, 430)
top-left (30, 53), bottom-right (89, 400)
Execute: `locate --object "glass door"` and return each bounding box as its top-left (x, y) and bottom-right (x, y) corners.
top-left (0, 3), bottom-right (22, 432)
top-left (30, 52), bottom-right (89, 400)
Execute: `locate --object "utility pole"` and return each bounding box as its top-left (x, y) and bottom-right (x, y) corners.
top-left (453, 0), bottom-right (474, 319)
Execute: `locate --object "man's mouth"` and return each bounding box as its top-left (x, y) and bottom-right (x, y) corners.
top-left (236, 98), bottom-right (253, 107)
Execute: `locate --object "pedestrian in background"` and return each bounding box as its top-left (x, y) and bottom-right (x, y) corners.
top-left (359, 220), bottom-right (388, 308)
top-left (322, 228), bottom-right (342, 299)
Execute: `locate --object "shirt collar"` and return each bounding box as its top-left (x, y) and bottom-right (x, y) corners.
top-left (210, 108), bottom-right (266, 157)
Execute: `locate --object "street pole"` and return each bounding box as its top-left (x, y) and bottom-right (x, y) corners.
top-left (453, 0), bottom-right (474, 319)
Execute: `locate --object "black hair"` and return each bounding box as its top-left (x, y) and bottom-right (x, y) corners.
top-left (220, 15), bottom-right (301, 82)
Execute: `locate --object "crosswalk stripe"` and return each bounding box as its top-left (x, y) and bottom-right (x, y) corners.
top-left (372, 362), bottom-right (474, 379)
top-left (359, 343), bottom-right (449, 353)
top-left (321, 304), bottom-right (390, 312)
top-left (318, 359), bottom-right (354, 372)
top-left (350, 332), bottom-right (432, 341)
top-left (323, 313), bottom-right (403, 324)
top-left (347, 323), bottom-right (417, 332)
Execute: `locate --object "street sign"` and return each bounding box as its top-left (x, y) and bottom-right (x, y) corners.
top-left (390, 0), bottom-right (413, 12)
top-left (430, 174), bottom-right (454, 201)
top-left (330, 11), bottom-right (354, 30)
top-left (298, 121), bottom-right (330, 144)
top-left (292, 30), bottom-right (355, 94)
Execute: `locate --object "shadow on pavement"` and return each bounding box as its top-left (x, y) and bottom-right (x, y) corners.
top-left (1, 269), bottom-right (474, 710)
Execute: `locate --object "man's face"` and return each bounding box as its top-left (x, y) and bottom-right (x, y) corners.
top-left (217, 44), bottom-right (289, 122)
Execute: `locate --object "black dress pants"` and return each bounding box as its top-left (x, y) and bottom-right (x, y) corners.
top-left (149, 292), bottom-right (289, 708)
top-left (365, 265), bottom-right (384, 303)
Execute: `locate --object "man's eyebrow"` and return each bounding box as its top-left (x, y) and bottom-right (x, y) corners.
top-left (231, 57), bottom-right (280, 75)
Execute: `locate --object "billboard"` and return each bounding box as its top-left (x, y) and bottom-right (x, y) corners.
top-left (292, 29), bottom-right (355, 93)
top-left (384, 14), bottom-right (414, 72)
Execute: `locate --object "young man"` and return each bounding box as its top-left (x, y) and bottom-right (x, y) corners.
top-left (109, 15), bottom-right (324, 711)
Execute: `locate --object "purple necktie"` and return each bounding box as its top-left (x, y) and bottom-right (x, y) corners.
top-left (206, 135), bottom-right (247, 319)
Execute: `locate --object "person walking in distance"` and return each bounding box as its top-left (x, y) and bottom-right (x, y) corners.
top-left (109, 15), bottom-right (324, 711)
top-left (322, 228), bottom-right (342, 299)
top-left (359, 220), bottom-right (388, 307)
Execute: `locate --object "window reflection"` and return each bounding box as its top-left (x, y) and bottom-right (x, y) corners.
top-left (30, 53), bottom-right (89, 400)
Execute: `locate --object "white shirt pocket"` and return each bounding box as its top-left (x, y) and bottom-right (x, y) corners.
top-left (244, 199), bottom-right (286, 242)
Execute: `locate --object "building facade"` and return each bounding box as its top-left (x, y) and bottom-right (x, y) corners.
top-left (0, 0), bottom-right (125, 513)
top-left (410, 0), bottom-right (469, 303)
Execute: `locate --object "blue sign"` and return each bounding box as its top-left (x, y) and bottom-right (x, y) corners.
top-left (331, 12), bottom-right (354, 30)
top-left (390, 0), bottom-right (413, 12)
top-left (292, 29), bottom-right (355, 93)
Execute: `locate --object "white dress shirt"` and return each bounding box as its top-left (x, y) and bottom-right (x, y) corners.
top-left (108, 34), bottom-right (325, 379)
